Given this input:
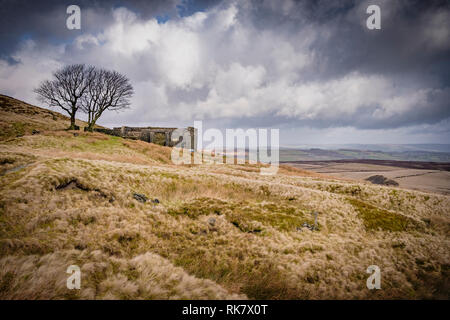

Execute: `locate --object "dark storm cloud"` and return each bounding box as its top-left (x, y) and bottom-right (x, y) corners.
top-left (223, 0), bottom-right (450, 131)
top-left (0, 0), bottom-right (181, 59)
top-left (242, 0), bottom-right (450, 81)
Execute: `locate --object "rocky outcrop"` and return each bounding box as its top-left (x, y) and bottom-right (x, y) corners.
top-left (366, 175), bottom-right (399, 186)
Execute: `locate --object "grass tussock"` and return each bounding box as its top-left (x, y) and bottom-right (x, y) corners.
top-left (167, 197), bottom-right (315, 233)
top-left (347, 198), bottom-right (420, 232)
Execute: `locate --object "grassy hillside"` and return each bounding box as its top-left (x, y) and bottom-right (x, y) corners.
top-left (0, 94), bottom-right (93, 140)
top-left (0, 95), bottom-right (449, 299)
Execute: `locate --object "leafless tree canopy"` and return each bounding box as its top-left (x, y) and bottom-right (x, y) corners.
top-left (81, 69), bottom-right (134, 131)
top-left (34, 64), bottom-right (95, 130)
top-left (34, 64), bottom-right (133, 131)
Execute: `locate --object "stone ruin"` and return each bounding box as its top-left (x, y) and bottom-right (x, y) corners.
top-left (95, 126), bottom-right (197, 150)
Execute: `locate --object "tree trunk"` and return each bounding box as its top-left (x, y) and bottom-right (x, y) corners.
top-left (68, 113), bottom-right (77, 130)
top-left (86, 122), bottom-right (95, 132)
top-left (87, 114), bottom-right (101, 132)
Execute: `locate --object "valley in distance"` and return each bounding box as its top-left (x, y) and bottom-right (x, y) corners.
top-left (280, 146), bottom-right (450, 195)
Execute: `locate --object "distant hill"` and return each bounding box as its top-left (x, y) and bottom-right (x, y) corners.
top-left (280, 147), bottom-right (450, 162)
top-left (282, 144), bottom-right (450, 153)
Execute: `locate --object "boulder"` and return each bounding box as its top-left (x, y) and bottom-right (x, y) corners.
top-left (208, 217), bottom-right (216, 226)
top-left (366, 175), bottom-right (399, 186)
top-left (133, 193), bottom-right (148, 203)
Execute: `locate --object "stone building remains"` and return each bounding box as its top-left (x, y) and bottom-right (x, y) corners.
top-left (95, 126), bottom-right (197, 150)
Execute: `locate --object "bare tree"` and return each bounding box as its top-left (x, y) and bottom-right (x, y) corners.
top-left (34, 64), bottom-right (94, 130)
top-left (81, 68), bottom-right (134, 131)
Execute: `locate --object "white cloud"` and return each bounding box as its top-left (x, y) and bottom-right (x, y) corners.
top-left (0, 40), bottom-right (63, 104)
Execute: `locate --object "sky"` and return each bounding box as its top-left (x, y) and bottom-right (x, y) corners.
top-left (0, 0), bottom-right (449, 145)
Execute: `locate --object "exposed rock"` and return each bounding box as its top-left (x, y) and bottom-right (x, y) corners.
top-left (56, 179), bottom-right (88, 191)
top-left (133, 193), bottom-right (148, 203)
top-left (56, 178), bottom-right (109, 198)
top-left (0, 158), bottom-right (15, 165)
top-left (298, 213), bottom-right (319, 231)
top-left (208, 217), bottom-right (216, 226)
top-left (301, 222), bottom-right (316, 231)
top-left (366, 175), bottom-right (399, 186)
top-left (231, 221), bottom-right (262, 233)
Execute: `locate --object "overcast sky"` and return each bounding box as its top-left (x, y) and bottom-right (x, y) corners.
top-left (0, 0), bottom-right (449, 144)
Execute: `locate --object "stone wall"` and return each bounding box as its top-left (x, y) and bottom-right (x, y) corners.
top-left (95, 126), bottom-right (197, 150)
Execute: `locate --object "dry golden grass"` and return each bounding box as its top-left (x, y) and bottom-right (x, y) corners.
top-left (0, 95), bottom-right (449, 300)
top-left (0, 94), bottom-right (93, 140)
